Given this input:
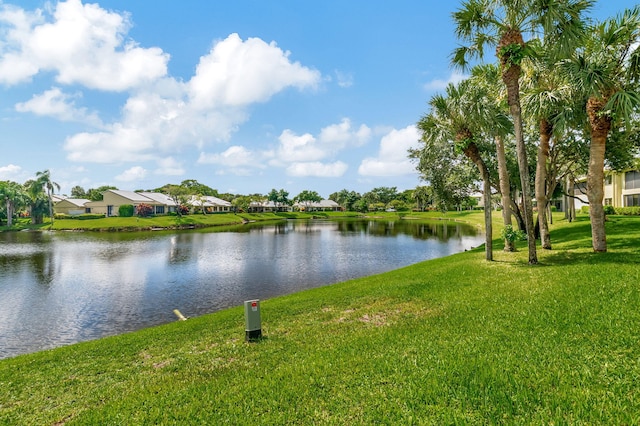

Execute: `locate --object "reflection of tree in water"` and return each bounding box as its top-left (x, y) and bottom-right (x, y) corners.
top-left (0, 232), bottom-right (57, 287)
top-left (336, 220), bottom-right (479, 241)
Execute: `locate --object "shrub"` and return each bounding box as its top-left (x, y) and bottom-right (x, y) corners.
top-left (136, 203), bottom-right (153, 217)
top-left (603, 205), bottom-right (615, 215)
top-left (581, 206), bottom-right (590, 214)
top-left (501, 225), bottom-right (527, 243)
top-left (550, 206), bottom-right (557, 212)
top-left (614, 207), bottom-right (640, 216)
top-left (178, 205), bottom-right (190, 215)
top-left (75, 214), bottom-right (105, 220)
top-left (119, 204), bottom-right (134, 217)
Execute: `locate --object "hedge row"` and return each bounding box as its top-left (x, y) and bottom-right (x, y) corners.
top-left (580, 206), bottom-right (640, 215)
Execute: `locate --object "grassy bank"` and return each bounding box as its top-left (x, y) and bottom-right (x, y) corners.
top-left (0, 211), bottom-right (362, 232)
top-left (1, 213), bottom-right (639, 424)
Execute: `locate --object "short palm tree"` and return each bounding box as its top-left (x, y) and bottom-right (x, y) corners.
top-left (561, 6), bottom-right (640, 252)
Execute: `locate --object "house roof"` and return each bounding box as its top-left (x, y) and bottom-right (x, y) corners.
top-left (61, 198), bottom-right (90, 207)
top-left (189, 195), bottom-right (232, 207)
top-left (107, 189), bottom-right (154, 203)
top-left (139, 192), bottom-right (177, 206)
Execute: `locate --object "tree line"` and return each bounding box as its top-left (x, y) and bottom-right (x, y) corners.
top-left (410, 1), bottom-right (640, 262)
top-left (2, 173), bottom-right (472, 226)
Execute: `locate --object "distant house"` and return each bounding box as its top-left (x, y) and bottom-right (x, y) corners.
top-left (189, 195), bottom-right (232, 213)
top-left (293, 199), bottom-right (342, 212)
top-left (248, 201), bottom-right (293, 213)
top-left (85, 190), bottom-right (177, 216)
top-left (53, 198), bottom-right (91, 216)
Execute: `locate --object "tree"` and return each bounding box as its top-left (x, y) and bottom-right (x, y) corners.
top-left (88, 186), bottom-right (117, 201)
top-left (267, 189), bottom-right (290, 211)
top-left (163, 184), bottom-right (190, 216)
top-left (294, 190), bottom-right (322, 211)
top-left (71, 186), bottom-right (87, 198)
top-left (561, 6), bottom-right (640, 252)
top-left (24, 179), bottom-right (48, 224)
top-left (36, 170), bottom-right (60, 226)
top-left (412, 186), bottom-right (432, 211)
top-left (417, 79), bottom-right (498, 261)
top-left (179, 179), bottom-right (219, 197)
top-left (452, 0), bottom-right (593, 263)
top-left (329, 189), bottom-right (361, 211)
top-left (0, 181), bottom-right (28, 227)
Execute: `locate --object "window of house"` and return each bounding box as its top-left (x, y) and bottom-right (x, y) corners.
top-left (604, 198), bottom-right (612, 205)
top-left (625, 194), bottom-right (640, 207)
top-left (625, 171), bottom-right (640, 190)
top-left (604, 175), bottom-right (612, 185)
top-left (156, 206), bottom-right (165, 214)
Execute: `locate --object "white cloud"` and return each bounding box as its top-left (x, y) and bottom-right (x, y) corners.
top-left (318, 118), bottom-right (371, 149)
top-left (198, 146), bottom-right (256, 167)
top-left (334, 70), bottom-right (354, 88)
top-left (58, 30), bottom-right (320, 163)
top-left (423, 70), bottom-right (467, 92)
top-left (358, 125), bottom-right (421, 177)
top-left (15, 87), bottom-right (102, 126)
top-left (286, 161), bottom-right (348, 177)
top-left (188, 33), bottom-right (321, 109)
top-left (155, 157), bottom-right (185, 176)
top-left (0, 164), bottom-right (24, 180)
top-left (0, 0), bottom-right (169, 90)
top-left (115, 166), bottom-right (147, 182)
top-left (275, 130), bottom-right (325, 163)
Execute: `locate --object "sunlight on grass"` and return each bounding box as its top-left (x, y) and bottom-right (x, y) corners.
top-left (1, 213), bottom-right (640, 424)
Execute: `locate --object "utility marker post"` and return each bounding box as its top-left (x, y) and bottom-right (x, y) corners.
top-left (244, 299), bottom-right (262, 342)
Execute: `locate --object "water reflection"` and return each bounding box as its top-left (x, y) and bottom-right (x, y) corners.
top-left (0, 219), bottom-right (482, 359)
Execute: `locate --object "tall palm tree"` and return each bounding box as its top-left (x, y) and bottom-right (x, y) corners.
top-left (0, 181), bottom-right (28, 227)
top-left (561, 6), bottom-right (640, 252)
top-left (521, 44), bottom-right (578, 250)
top-left (418, 79), bottom-right (497, 261)
top-left (470, 63), bottom-right (516, 251)
top-left (452, 0), bottom-right (593, 264)
top-left (36, 170), bottom-right (60, 226)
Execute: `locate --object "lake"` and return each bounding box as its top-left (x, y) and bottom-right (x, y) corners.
top-left (0, 219), bottom-right (483, 359)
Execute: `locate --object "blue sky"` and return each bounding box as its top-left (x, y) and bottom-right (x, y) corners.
top-left (0, 1), bottom-right (635, 199)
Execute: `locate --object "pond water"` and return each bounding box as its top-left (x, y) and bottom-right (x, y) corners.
top-left (0, 219), bottom-right (483, 359)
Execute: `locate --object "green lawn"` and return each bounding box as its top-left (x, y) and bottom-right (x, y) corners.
top-left (1, 213), bottom-right (639, 424)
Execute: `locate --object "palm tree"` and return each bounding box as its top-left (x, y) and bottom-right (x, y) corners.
top-left (0, 181), bottom-right (28, 227)
top-left (418, 79), bottom-right (497, 261)
top-left (561, 6), bottom-right (640, 252)
top-left (36, 170), bottom-right (60, 226)
top-left (452, 0), bottom-right (593, 263)
top-left (521, 44), bottom-right (578, 250)
top-left (470, 63), bottom-right (516, 251)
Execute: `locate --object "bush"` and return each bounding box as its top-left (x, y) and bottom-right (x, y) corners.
top-left (550, 206), bottom-right (557, 212)
top-left (136, 203), bottom-right (154, 217)
top-left (178, 205), bottom-right (190, 215)
top-left (74, 214), bottom-right (105, 220)
top-left (614, 207), bottom-right (640, 215)
top-left (581, 206), bottom-right (590, 214)
top-left (501, 225), bottom-right (527, 243)
top-left (603, 205), bottom-right (615, 215)
top-left (119, 204), bottom-right (134, 217)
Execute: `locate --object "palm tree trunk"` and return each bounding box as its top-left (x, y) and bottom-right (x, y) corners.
top-left (536, 119), bottom-right (552, 249)
top-left (507, 81), bottom-right (537, 264)
top-left (463, 141), bottom-right (492, 261)
top-left (495, 135), bottom-right (514, 251)
top-left (5, 198), bottom-right (13, 227)
top-left (499, 30), bottom-right (537, 264)
top-left (587, 97), bottom-right (611, 252)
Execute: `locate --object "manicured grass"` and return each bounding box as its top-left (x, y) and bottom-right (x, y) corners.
top-left (1, 213), bottom-right (639, 424)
